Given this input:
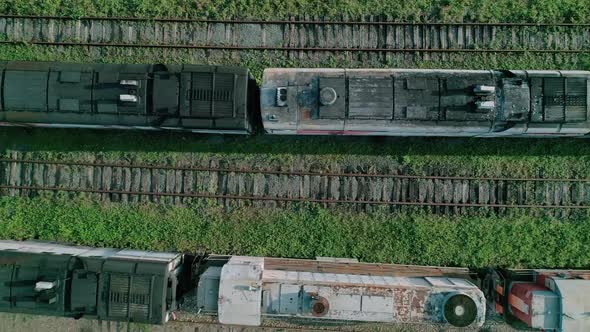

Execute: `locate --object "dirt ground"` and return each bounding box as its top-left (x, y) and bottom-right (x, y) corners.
top-left (0, 311), bottom-right (521, 332)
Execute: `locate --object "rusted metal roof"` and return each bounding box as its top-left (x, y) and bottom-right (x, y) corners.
top-left (263, 257), bottom-right (472, 278)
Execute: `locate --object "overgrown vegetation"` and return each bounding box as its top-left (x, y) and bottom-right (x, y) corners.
top-left (1, 196), bottom-right (588, 269)
top-left (1, 0), bottom-right (589, 23)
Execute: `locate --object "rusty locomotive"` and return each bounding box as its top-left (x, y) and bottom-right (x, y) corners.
top-left (0, 61), bottom-right (589, 137)
top-left (0, 240), bottom-right (588, 331)
top-left (261, 68), bottom-right (590, 137)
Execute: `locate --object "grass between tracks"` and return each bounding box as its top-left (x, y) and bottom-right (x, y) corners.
top-left (1, 196), bottom-right (588, 269)
top-left (4, 128), bottom-right (590, 179)
top-left (1, 0), bottom-right (589, 23)
top-left (0, 44), bottom-right (588, 83)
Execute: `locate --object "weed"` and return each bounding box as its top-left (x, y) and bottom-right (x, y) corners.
top-left (1, 1), bottom-right (589, 23)
top-left (1, 196), bottom-right (588, 268)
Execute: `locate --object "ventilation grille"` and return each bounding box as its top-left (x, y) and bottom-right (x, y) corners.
top-left (542, 77), bottom-right (587, 122)
top-left (189, 73), bottom-right (235, 118)
top-left (108, 274), bottom-right (151, 321)
top-left (566, 78), bottom-right (587, 122)
top-left (108, 274), bottom-right (130, 318)
top-left (190, 89), bottom-right (232, 102)
top-left (544, 78), bottom-right (565, 121)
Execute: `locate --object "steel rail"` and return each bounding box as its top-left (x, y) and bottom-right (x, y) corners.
top-left (2, 40), bottom-right (588, 53)
top-left (0, 184), bottom-right (586, 209)
top-left (1, 158), bottom-right (589, 183)
top-left (1, 14), bottom-right (589, 27)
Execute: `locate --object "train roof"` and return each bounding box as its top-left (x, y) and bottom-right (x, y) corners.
top-left (0, 239), bottom-right (180, 263)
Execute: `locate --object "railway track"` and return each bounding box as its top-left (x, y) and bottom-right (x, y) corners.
top-left (1, 15), bottom-right (589, 54)
top-left (2, 157), bottom-right (590, 213)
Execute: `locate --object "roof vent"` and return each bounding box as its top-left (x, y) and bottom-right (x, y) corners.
top-left (35, 281), bottom-right (56, 292)
top-left (120, 94), bottom-right (138, 103)
top-left (474, 85), bottom-right (496, 95)
top-left (320, 87), bottom-right (338, 106)
top-left (120, 79), bottom-right (139, 86)
top-left (476, 100), bottom-right (495, 111)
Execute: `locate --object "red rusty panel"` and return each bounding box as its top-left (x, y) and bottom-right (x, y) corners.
top-left (495, 302), bottom-right (504, 314)
top-left (509, 282), bottom-right (549, 327)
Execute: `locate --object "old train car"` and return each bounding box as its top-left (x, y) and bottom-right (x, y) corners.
top-left (261, 68), bottom-right (590, 137)
top-left (2, 240), bottom-right (590, 330)
top-left (195, 255), bottom-right (486, 328)
top-left (0, 240), bottom-right (186, 324)
top-left (0, 61), bottom-right (255, 133)
top-left (484, 268), bottom-right (590, 331)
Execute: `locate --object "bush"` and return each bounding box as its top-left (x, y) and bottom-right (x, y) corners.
top-left (0, 0), bottom-right (589, 23)
top-left (1, 196), bottom-right (588, 269)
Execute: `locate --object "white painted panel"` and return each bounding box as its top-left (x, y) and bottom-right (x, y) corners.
top-left (362, 295), bottom-right (394, 314)
top-left (218, 257), bottom-right (263, 326)
top-left (325, 293), bottom-right (361, 312)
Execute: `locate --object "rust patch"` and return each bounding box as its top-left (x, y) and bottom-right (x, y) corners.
top-left (329, 285), bottom-right (394, 297)
top-left (363, 286), bottom-right (394, 297)
top-left (263, 257), bottom-right (471, 278)
top-left (311, 297), bottom-right (330, 317)
top-left (301, 109), bottom-right (312, 120)
top-left (411, 289), bottom-right (428, 319)
top-left (394, 305), bottom-right (410, 321)
top-left (394, 288), bottom-right (411, 306)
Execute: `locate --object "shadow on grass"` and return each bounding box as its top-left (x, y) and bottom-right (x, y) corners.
top-left (1, 126), bottom-right (588, 157)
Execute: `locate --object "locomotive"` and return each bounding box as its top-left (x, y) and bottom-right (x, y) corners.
top-left (0, 240), bottom-right (589, 331)
top-left (0, 61), bottom-right (589, 137)
top-left (0, 61), bottom-right (256, 134)
top-left (261, 68), bottom-right (590, 137)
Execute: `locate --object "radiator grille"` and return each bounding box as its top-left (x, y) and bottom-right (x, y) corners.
top-left (189, 73), bottom-right (235, 118)
top-left (107, 274), bottom-right (152, 321)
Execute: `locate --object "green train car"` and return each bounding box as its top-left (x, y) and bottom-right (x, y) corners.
top-left (0, 61), bottom-right (256, 133)
top-left (0, 240), bottom-right (187, 324)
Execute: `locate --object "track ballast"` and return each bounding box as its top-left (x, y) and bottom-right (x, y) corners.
top-left (1, 155), bottom-right (589, 214)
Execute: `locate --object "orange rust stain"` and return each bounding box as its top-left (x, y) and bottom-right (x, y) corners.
top-left (395, 305), bottom-right (410, 320)
top-left (394, 288), bottom-right (411, 306)
top-left (411, 290), bottom-right (427, 310)
top-left (301, 109), bottom-right (312, 120)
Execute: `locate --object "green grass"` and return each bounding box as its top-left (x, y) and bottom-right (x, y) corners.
top-left (1, 196), bottom-right (588, 269)
top-left (0, 45), bottom-right (588, 83)
top-left (1, 0), bottom-right (589, 23)
top-left (4, 127), bottom-right (590, 179)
